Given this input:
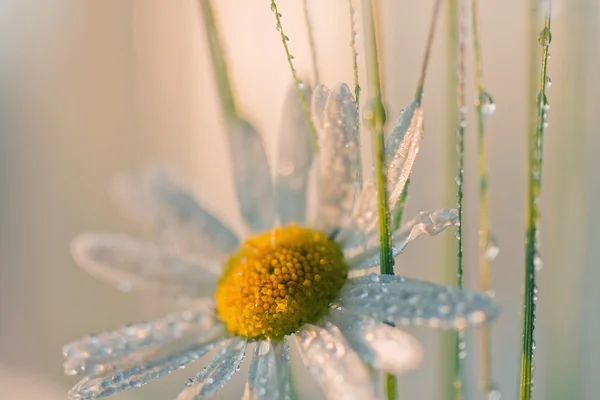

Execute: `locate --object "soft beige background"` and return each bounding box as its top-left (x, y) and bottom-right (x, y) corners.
top-left (1, 1), bottom-right (598, 399)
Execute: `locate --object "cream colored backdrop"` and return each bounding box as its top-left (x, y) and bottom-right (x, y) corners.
top-left (1, 1), bottom-right (598, 399)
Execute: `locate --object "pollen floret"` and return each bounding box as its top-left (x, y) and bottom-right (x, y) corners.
top-left (215, 225), bottom-right (348, 340)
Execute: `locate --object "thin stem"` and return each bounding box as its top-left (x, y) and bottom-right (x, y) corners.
top-left (392, 0), bottom-right (442, 230)
top-left (520, 10), bottom-right (552, 400)
top-left (270, 0), bottom-right (319, 152)
top-left (361, 0), bottom-right (395, 398)
top-left (348, 0), bottom-right (363, 189)
top-left (452, 0), bottom-right (467, 398)
top-left (198, 0), bottom-right (238, 118)
top-left (441, 0), bottom-right (459, 398)
top-left (302, 0), bottom-right (320, 84)
top-left (471, 0), bottom-right (493, 395)
top-left (414, 0), bottom-right (443, 106)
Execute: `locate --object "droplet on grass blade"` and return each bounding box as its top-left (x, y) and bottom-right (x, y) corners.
top-left (479, 91), bottom-right (496, 117)
top-left (485, 234), bottom-right (500, 261)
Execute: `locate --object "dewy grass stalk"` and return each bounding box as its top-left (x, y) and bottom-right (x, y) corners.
top-left (270, 0), bottom-right (319, 153)
top-left (470, 0), bottom-right (496, 396)
top-left (360, 0), bottom-right (395, 398)
top-left (348, 0), bottom-right (363, 189)
top-left (519, 10), bottom-right (552, 400)
top-left (198, 0), bottom-right (239, 118)
top-left (452, 0), bottom-right (467, 398)
top-left (442, 0), bottom-right (459, 397)
top-left (301, 0), bottom-right (320, 84)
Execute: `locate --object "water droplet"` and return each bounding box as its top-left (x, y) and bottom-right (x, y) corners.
top-left (487, 386), bottom-right (502, 400)
top-left (532, 340), bottom-right (537, 350)
top-left (270, 4), bottom-right (275, 12)
top-left (485, 235), bottom-right (500, 261)
top-left (369, 274), bottom-right (380, 283)
top-left (185, 378), bottom-right (194, 387)
top-left (459, 350), bottom-right (467, 359)
top-left (479, 91), bottom-right (496, 117)
top-left (537, 93), bottom-right (548, 107)
top-left (534, 254), bottom-right (543, 271)
top-left (438, 304), bottom-right (451, 315)
top-left (545, 76), bottom-right (552, 89)
top-left (119, 281), bottom-right (132, 293)
top-left (538, 26), bottom-right (552, 46)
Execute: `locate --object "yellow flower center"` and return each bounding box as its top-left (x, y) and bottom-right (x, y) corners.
top-left (215, 225), bottom-right (348, 340)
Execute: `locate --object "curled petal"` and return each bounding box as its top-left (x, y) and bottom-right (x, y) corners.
top-left (351, 104), bottom-right (424, 236)
top-left (335, 274), bottom-right (499, 329)
top-left (274, 84), bottom-right (314, 225)
top-left (242, 339), bottom-right (291, 400)
top-left (226, 118), bottom-right (275, 232)
top-left (346, 209), bottom-right (458, 270)
top-left (111, 171), bottom-right (239, 260)
top-left (326, 308), bottom-right (422, 375)
top-left (71, 233), bottom-right (218, 297)
top-left (176, 337), bottom-right (248, 400)
top-left (65, 312), bottom-right (225, 399)
top-left (296, 324), bottom-right (375, 400)
top-left (312, 84), bottom-right (360, 233)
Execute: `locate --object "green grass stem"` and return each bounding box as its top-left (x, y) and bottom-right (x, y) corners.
top-left (199, 0), bottom-right (239, 118)
top-left (470, 0), bottom-right (495, 395)
top-left (519, 10), bottom-right (552, 400)
top-left (301, 0), bottom-right (320, 84)
top-left (452, 0), bottom-right (467, 398)
top-left (270, 0), bottom-right (319, 153)
top-left (360, 0), bottom-right (395, 398)
top-left (348, 0), bottom-right (363, 189)
top-left (391, 0), bottom-right (441, 231)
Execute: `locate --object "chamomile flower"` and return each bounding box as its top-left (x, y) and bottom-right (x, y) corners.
top-left (63, 84), bottom-right (498, 400)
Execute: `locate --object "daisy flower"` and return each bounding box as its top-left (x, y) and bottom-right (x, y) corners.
top-left (63, 84), bottom-right (498, 400)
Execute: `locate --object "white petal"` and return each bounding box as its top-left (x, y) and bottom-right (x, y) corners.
top-left (226, 118), bottom-right (275, 232)
top-left (176, 337), bottom-right (248, 400)
top-left (63, 310), bottom-right (221, 377)
top-left (311, 85), bottom-right (330, 130)
top-left (242, 339), bottom-right (291, 400)
top-left (351, 105), bottom-right (424, 236)
top-left (71, 233), bottom-right (218, 297)
top-left (312, 84), bottom-right (360, 233)
top-left (296, 324), bottom-right (375, 400)
top-left (385, 104), bottom-right (423, 206)
top-left (274, 84), bottom-right (314, 225)
top-left (111, 172), bottom-right (239, 260)
top-left (346, 209), bottom-right (458, 270)
top-left (326, 309), bottom-right (422, 375)
top-left (66, 313), bottom-right (225, 400)
top-left (335, 274), bottom-right (499, 329)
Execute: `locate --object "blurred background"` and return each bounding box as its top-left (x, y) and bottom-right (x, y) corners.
top-left (1, 1), bottom-right (598, 399)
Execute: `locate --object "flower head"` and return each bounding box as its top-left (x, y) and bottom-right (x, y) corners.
top-left (63, 84), bottom-right (498, 400)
